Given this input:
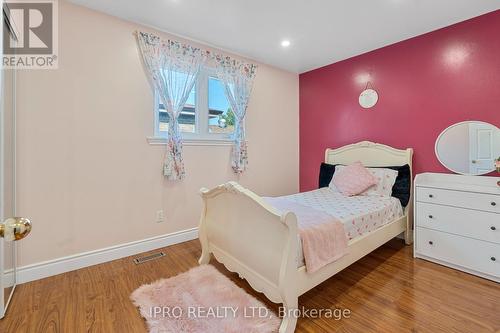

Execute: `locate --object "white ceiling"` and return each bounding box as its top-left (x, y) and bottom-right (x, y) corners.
top-left (69, 0), bottom-right (500, 73)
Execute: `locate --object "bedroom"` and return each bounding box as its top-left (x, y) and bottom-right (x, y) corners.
top-left (0, 0), bottom-right (498, 332)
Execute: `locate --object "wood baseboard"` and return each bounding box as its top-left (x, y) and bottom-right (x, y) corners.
top-left (12, 228), bottom-right (198, 285)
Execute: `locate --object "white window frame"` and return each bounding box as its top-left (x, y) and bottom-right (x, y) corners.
top-left (148, 69), bottom-right (236, 146)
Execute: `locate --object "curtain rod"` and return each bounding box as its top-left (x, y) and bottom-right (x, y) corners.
top-left (134, 30), bottom-right (257, 69)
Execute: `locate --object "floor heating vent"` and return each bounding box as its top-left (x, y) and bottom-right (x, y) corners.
top-left (133, 252), bottom-right (166, 264)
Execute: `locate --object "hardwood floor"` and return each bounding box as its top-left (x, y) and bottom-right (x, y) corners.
top-left (1, 239), bottom-right (499, 332)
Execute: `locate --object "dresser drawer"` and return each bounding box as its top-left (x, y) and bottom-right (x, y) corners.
top-left (416, 202), bottom-right (500, 244)
top-left (416, 227), bottom-right (500, 278)
top-left (416, 187), bottom-right (500, 213)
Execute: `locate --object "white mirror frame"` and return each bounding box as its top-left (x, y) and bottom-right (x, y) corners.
top-left (435, 120), bottom-right (499, 176)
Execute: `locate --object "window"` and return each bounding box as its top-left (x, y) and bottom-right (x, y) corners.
top-left (157, 85), bottom-right (196, 134)
top-left (208, 76), bottom-right (234, 135)
top-left (153, 71), bottom-right (235, 142)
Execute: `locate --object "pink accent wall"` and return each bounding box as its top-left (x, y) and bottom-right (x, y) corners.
top-left (299, 10), bottom-right (500, 191)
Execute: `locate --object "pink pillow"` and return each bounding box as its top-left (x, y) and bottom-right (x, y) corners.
top-left (331, 162), bottom-right (378, 196)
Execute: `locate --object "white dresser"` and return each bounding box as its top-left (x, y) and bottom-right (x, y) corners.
top-left (414, 173), bottom-right (500, 282)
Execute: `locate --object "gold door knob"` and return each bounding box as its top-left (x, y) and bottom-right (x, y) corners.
top-left (0, 217), bottom-right (32, 241)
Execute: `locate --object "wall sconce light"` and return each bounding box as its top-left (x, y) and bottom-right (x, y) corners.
top-left (359, 81), bottom-right (378, 109)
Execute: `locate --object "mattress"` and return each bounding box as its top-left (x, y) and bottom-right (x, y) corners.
top-left (279, 187), bottom-right (404, 267)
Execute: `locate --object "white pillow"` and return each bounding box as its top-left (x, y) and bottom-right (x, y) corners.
top-left (331, 165), bottom-right (398, 197)
top-left (362, 167), bottom-right (398, 197)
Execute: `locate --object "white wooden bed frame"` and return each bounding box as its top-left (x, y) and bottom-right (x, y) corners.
top-left (198, 141), bottom-right (413, 332)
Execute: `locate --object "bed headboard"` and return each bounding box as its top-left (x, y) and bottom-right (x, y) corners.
top-left (325, 141), bottom-right (413, 170)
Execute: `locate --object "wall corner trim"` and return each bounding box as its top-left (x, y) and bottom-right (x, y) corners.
top-left (15, 228), bottom-right (199, 285)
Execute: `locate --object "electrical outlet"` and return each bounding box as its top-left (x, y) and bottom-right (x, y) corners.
top-left (156, 210), bottom-right (165, 223)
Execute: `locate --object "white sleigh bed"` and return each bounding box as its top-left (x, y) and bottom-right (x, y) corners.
top-left (198, 141), bottom-right (413, 332)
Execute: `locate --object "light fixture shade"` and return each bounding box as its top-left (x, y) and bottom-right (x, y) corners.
top-left (281, 40), bottom-right (291, 47)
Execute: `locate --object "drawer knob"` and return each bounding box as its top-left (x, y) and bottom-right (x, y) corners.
top-left (491, 202), bottom-right (497, 207)
top-left (428, 194), bottom-right (434, 198)
top-left (491, 257), bottom-right (497, 262)
top-left (428, 215), bottom-right (433, 219)
top-left (428, 241), bottom-right (433, 245)
top-left (491, 226), bottom-right (497, 231)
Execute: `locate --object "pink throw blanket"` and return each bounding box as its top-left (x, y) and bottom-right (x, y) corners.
top-left (264, 197), bottom-right (348, 273)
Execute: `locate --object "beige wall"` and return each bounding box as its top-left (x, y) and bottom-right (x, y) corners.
top-left (15, 1), bottom-right (299, 267)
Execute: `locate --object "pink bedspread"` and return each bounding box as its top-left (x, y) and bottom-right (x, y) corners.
top-left (264, 197), bottom-right (348, 273)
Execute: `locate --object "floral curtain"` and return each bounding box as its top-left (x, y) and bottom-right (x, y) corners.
top-left (137, 31), bottom-right (205, 180)
top-left (215, 56), bottom-right (257, 174)
top-left (136, 31), bottom-right (257, 178)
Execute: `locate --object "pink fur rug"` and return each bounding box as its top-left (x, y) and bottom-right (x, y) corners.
top-left (130, 265), bottom-right (280, 333)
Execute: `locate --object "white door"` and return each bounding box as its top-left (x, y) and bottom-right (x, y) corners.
top-left (0, 2), bottom-right (31, 319)
top-left (469, 123), bottom-right (499, 174)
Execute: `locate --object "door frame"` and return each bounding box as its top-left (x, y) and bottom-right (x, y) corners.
top-left (0, 0), bottom-right (18, 318)
top-left (0, 64), bottom-right (17, 321)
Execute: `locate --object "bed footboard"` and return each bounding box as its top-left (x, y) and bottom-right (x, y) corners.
top-left (198, 182), bottom-right (299, 333)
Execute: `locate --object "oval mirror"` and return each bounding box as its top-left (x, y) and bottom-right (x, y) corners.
top-left (435, 121), bottom-right (500, 175)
